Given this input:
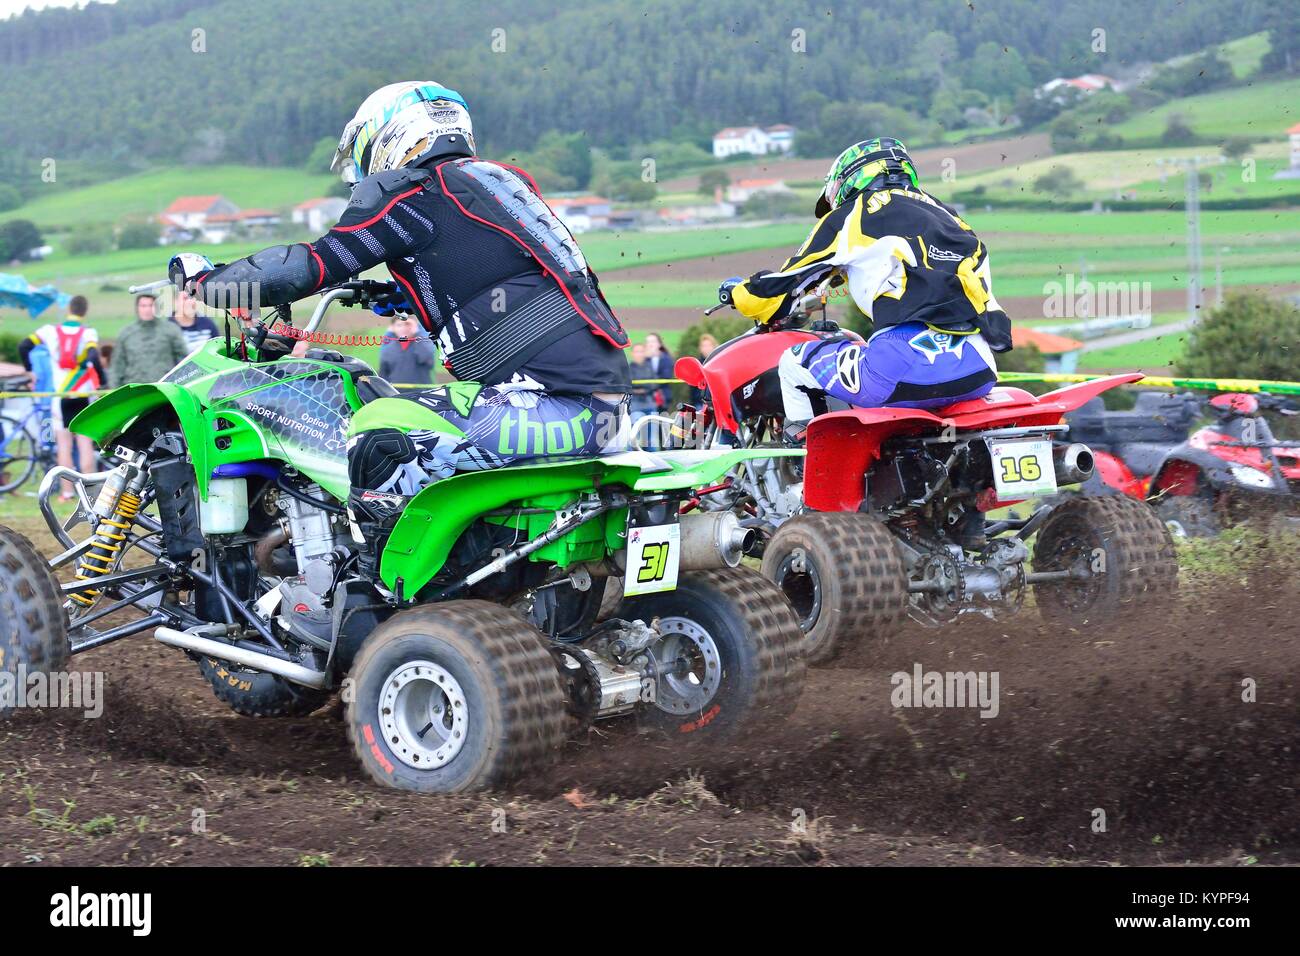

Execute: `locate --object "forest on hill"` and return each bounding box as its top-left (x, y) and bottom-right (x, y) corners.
top-left (1, 0), bottom-right (1289, 170)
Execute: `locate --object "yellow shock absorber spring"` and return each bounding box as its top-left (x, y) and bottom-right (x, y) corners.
top-left (70, 490), bottom-right (143, 607)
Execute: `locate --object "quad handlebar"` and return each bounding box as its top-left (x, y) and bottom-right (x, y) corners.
top-left (704, 274), bottom-right (840, 334)
top-left (129, 274), bottom-right (412, 336)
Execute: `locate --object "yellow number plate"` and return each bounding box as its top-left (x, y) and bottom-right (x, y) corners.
top-left (623, 523), bottom-right (680, 596)
top-left (987, 438), bottom-right (1057, 500)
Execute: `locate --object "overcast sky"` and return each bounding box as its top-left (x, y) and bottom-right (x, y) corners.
top-left (0, 0), bottom-right (116, 19)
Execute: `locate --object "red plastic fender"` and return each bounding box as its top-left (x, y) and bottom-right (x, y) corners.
top-left (804, 406), bottom-right (952, 512)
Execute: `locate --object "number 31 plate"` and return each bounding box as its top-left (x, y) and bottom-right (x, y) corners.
top-left (623, 523), bottom-right (681, 596)
top-left (987, 438), bottom-right (1058, 500)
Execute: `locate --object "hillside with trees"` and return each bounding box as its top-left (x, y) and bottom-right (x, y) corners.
top-left (0, 0), bottom-right (1278, 192)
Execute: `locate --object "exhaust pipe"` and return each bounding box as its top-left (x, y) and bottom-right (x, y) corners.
top-left (679, 511), bottom-right (755, 569)
top-left (1055, 443), bottom-right (1095, 485)
top-left (154, 626), bottom-right (328, 689)
top-left (582, 511), bottom-right (757, 578)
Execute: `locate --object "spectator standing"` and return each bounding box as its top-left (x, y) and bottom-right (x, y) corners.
top-left (627, 342), bottom-right (657, 446)
top-left (378, 315), bottom-right (436, 386)
top-left (643, 332), bottom-right (674, 414)
top-left (110, 293), bottom-right (190, 389)
top-left (171, 290), bottom-right (220, 352)
top-left (18, 294), bottom-right (104, 499)
top-left (689, 333), bottom-right (718, 405)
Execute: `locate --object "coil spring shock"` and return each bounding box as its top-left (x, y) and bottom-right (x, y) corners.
top-left (70, 490), bottom-right (143, 607)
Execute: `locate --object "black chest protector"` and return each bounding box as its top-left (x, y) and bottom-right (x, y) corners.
top-left (431, 159), bottom-right (628, 377)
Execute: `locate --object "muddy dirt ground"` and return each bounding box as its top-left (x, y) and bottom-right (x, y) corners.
top-left (1, 515), bottom-right (1296, 867)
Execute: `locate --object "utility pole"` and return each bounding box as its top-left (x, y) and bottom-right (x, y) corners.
top-left (1156, 155), bottom-right (1224, 326)
top-left (1215, 246), bottom-right (1229, 309)
top-left (1186, 163), bottom-right (1202, 322)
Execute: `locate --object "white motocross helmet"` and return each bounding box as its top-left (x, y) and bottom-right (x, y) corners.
top-left (330, 81), bottom-right (475, 184)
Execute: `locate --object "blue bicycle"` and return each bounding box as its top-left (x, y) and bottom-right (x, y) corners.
top-left (0, 381), bottom-right (56, 496)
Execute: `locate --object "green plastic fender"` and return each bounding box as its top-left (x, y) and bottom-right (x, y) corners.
top-left (379, 446), bottom-right (804, 595)
top-left (347, 395), bottom-right (466, 439)
top-left (69, 383), bottom-right (214, 496)
top-left (626, 448), bottom-right (804, 491)
top-left (381, 457), bottom-right (642, 594)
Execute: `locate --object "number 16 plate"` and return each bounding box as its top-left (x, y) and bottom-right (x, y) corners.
top-left (623, 523), bottom-right (681, 596)
top-left (987, 438), bottom-right (1057, 500)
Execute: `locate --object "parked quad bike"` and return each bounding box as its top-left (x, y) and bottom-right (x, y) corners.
top-left (668, 290), bottom-right (1177, 664)
top-left (1068, 390), bottom-right (1300, 538)
top-left (1, 276), bottom-right (805, 793)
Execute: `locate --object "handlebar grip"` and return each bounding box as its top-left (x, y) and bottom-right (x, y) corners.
top-left (128, 279), bottom-right (172, 294)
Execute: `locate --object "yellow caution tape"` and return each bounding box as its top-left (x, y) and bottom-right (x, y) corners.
top-left (996, 371), bottom-right (1300, 395)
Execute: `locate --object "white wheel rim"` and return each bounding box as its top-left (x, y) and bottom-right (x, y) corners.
top-left (378, 659), bottom-right (469, 771)
top-left (648, 616), bottom-right (722, 715)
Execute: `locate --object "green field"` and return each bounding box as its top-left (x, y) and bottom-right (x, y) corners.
top-left (1105, 75), bottom-right (1300, 144)
top-left (951, 207), bottom-right (1300, 238)
top-left (0, 165), bottom-right (338, 232)
top-left (951, 142), bottom-right (1299, 204)
top-left (2, 187), bottom-right (1295, 379)
top-left (1079, 330), bottom-right (1191, 371)
top-left (1166, 31), bottom-right (1270, 81)
top-left (599, 208), bottom-right (1300, 311)
top-left (580, 222), bottom-right (809, 269)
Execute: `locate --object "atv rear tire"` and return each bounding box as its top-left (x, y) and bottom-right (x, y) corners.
top-left (760, 512), bottom-right (907, 665)
top-left (622, 567), bottom-right (805, 737)
top-left (0, 525), bottom-right (68, 718)
top-left (197, 657), bottom-right (331, 718)
top-left (346, 600), bottom-right (566, 793)
top-left (1033, 495), bottom-right (1177, 625)
top-left (1155, 492), bottom-right (1220, 539)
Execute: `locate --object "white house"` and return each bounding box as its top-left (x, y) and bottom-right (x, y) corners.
top-left (161, 195), bottom-right (239, 231)
top-left (549, 196), bottom-right (611, 233)
top-left (200, 209), bottom-right (281, 244)
top-left (1276, 122), bottom-right (1300, 180)
top-left (764, 124), bottom-right (796, 152)
top-left (657, 203), bottom-right (736, 226)
top-left (711, 125), bottom-right (797, 159)
top-left (1039, 74), bottom-right (1116, 96)
top-left (726, 178), bottom-right (792, 204)
top-left (292, 197), bottom-right (349, 233)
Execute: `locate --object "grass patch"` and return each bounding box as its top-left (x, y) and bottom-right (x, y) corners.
top-left (1175, 523), bottom-right (1298, 580)
top-left (1105, 76), bottom-right (1300, 145)
top-left (1078, 330), bottom-right (1192, 371)
top-left (1, 165), bottom-right (337, 232)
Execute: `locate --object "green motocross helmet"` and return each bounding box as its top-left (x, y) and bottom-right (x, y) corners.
top-left (816, 137), bottom-right (919, 217)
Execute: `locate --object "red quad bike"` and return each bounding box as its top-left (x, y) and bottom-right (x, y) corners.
top-left (674, 300), bottom-right (1178, 663)
top-left (1068, 390), bottom-right (1300, 537)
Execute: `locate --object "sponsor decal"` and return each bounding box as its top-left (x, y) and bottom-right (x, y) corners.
top-left (678, 703), bottom-right (722, 733)
top-left (908, 328), bottom-right (965, 364)
top-left (835, 344), bottom-right (862, 393)
top-left (927, 244), bottom-right (964, 262)
top-left (363, 723), bottom-right (396, 775)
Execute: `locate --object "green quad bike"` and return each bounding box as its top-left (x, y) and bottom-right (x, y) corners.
top-left (2, 279), bottom-right (805, 793)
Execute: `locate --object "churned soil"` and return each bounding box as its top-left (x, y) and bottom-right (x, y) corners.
top-left (0, 516), bottom-right (1295, 867)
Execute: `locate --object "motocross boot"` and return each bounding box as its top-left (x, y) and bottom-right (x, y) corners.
top-left (781, 422), bottom-right (808, 479)
top-left (347, 490), bottom-right (411, 581)
top-left (347, 429), bottom-right (427, 581)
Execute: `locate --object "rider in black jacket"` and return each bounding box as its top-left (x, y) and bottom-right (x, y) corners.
top-left (171, 81), bottom-right (631, 572)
